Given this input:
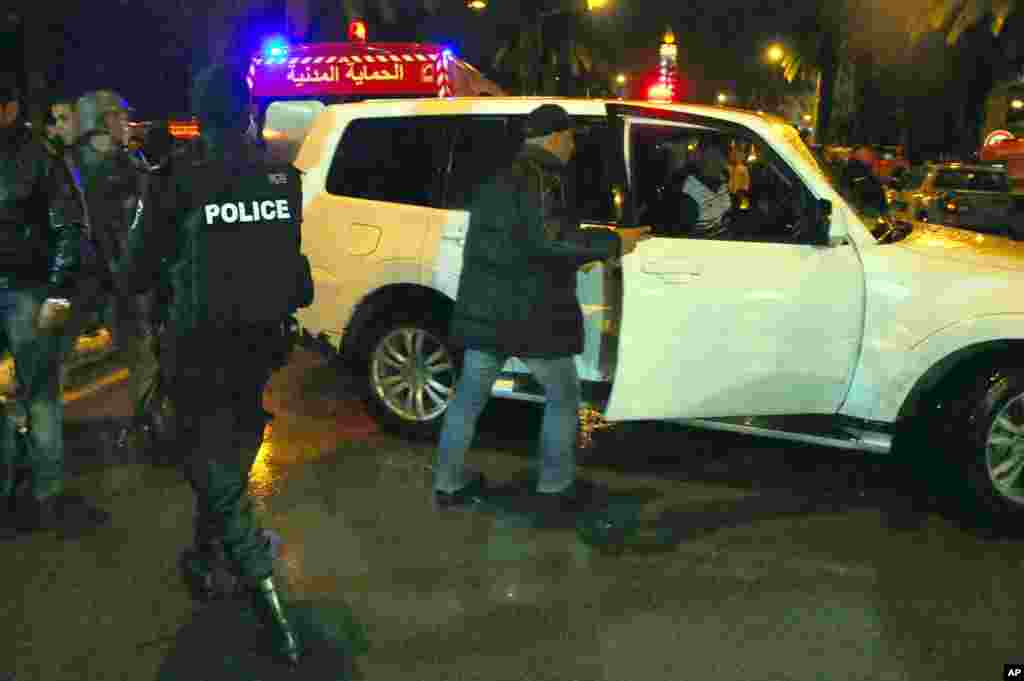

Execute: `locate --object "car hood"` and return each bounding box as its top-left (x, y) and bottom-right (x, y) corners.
top-left (892, 221), bottom-right (1024, 272)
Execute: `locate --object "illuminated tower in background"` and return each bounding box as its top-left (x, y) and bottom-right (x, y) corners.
top-left (649, 27), bottom-right (679, 102)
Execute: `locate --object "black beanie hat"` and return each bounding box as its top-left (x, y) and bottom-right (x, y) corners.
top-left (524, 104), bottom-right (571, 138)
top-left (192, 62), bottom-right (250, 130)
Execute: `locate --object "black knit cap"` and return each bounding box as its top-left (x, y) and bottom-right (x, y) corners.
top-left (192, 62), bottom-right (250, 131)
top-left (524, 104), bottom-right (571, 138)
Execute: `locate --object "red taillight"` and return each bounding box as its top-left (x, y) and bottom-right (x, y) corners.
top-left (168, 120), bottom-right (200, 139)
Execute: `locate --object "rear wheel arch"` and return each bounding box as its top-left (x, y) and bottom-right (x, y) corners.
top-left (343, 284), bottom-right (456, 366)
top-left (894, 340), bottom-right (1024, 521)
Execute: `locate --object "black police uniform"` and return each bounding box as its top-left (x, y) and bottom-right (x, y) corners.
top-left (114, 124), bottom-right (308, 666)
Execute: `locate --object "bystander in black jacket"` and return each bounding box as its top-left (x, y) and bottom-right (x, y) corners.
top-left (0, 123), bottom-right (84, 294)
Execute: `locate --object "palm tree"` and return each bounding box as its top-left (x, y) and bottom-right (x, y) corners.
top-left (773, 4), bottom-right (847, 146)
top-left (491, 14), bottom-right (613, 96)
top-left (492, 26), bottom-right (547, 95)
top-left (912, 0), bottom-right (1017, 46)
top-left (910, 0), bottom-right (1022, 153)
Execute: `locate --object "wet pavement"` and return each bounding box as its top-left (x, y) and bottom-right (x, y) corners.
top-left (4, 348), bottom-right (1024, 681)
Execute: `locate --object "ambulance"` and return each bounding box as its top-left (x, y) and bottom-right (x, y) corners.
top-left (170, 19), bottom-right (505, 163)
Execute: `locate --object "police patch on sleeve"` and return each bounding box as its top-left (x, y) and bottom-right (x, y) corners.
top-left (268, 172), bottom-right (288, 185)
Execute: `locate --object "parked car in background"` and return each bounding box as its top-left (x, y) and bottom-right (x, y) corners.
top-left (872, 145), bottom-right (910, 180)
top-left (888, 162), bottom-right (1022, 238)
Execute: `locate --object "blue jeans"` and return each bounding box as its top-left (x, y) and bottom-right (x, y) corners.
top-left (0, 287), bottom-right (64, 501)
top-left (434, 349), bottom-right (580, 495)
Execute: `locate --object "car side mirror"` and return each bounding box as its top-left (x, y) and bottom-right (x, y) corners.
top-left (812, 198), bottom-right (833, 246)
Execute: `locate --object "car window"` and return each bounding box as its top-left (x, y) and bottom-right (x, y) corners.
top-left (571, 118), bottom-right (618, 224)
top-left (444, 116), bottom-right (523, 210)
top-left (326, 117), bottom-right (447, 206)
top-left (969, 171), bottom-right (1009, 192)
top-left (933, 169), bottom-right (1008, 192)
top-left (631, 123), bottom-right (812, 243)
top-left (443, 114), bottom-right (616, 223)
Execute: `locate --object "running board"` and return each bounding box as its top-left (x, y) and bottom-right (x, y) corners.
top-left (487, 376), bottom-right (893, 455)
top-left (491, 374), bottom-right (611, 406)
top-left (676, 417), bottom-right (892, 455)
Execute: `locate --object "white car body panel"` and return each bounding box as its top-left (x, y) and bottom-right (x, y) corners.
top-left (840, 223), bottom-right (1024, 423)
top-left (604, 235), bottom-right (865, 421)
top-left (292, 96), bottom-right (1024, 444)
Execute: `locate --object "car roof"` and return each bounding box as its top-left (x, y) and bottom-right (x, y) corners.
top-left (322, 96), bottom-right (790, 135)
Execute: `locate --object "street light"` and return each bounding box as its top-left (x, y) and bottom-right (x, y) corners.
top-left (616, 73), bottom-right (626, 85)
top-left (717, 92), bottom-right (728, 105)
top-left (803, 114), bottom-right (812, 122)
top-left (586, 0), bottom-right (608, 9)
top-left (466, 0), bottom-right (486, 9)
top-left (767, 44), bottom-right (784, 63)
top-left (1012, 98), bottom-right (1024, 110)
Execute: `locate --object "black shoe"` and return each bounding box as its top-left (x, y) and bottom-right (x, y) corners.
top-left (433, 474), bottom-right (488, 510)
top-left (250, 576), bottom-right (302, 666)
top-left (0, 508), bottom-right (17, 540)
top-left (532, 479), bottom-right (607, 515)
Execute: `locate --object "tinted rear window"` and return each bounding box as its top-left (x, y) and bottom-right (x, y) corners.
top-left (933, 169), bottom-right (1008, 192)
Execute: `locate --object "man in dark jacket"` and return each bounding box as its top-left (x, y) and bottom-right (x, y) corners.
top-left (0, 75), bottom-right (109, 537)
top-left (434, 104), bottom-right (650, 513)
top-left (113, 62), bottom-right (305, 666)
top-left (67, 91), bottom-right (158, 446)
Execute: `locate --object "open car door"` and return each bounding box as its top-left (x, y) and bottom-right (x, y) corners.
top-left (601, 103), bottom-right (864, 422)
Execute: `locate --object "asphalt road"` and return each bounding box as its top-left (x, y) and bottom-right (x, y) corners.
top-left (3, 347), bottom-right (1024, 681)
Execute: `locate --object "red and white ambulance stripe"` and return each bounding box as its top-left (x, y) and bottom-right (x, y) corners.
top-left (435, 52), bottom-right (452, 97)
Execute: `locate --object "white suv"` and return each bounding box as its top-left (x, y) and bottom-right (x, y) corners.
top-left (292, 97), bottom-right (1024, 517)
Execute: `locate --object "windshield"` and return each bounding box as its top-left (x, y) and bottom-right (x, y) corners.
top-left (771, 123), bottom-right (908, 242)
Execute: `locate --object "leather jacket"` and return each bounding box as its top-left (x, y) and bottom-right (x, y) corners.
top-left (73, 132), bottom-right (148, 281)
top-left (0, 125), bottom-right (85, 292)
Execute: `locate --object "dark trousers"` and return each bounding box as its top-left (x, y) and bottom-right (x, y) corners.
top-left (0, 287), bottom-right (64, 501)
top-left (168, 327), bottom-right (278, 583)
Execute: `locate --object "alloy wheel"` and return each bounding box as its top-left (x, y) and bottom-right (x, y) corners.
top-left (370, 326), bottom-right (456, 423)
top-left (985, 392), bottom-right (1024, 506)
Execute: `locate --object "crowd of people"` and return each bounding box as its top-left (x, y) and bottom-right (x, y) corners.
top-left (0, 63), bottom-right (311, 665)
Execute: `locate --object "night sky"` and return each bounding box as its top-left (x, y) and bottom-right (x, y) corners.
top-left (41, 0), bottom-right (934, 121)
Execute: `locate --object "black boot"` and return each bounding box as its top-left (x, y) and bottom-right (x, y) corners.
top-left (250, 576), bottom-right (301, 666)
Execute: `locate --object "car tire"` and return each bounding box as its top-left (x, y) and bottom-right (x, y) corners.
top-left (965, 369), bottom-right (1024, 519)
top-left (361, 314), bottom-right (460, 441)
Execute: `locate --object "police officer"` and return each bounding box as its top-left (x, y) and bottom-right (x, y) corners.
top-left (113, 62), bottom-right (311, 666)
